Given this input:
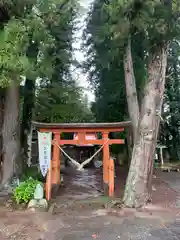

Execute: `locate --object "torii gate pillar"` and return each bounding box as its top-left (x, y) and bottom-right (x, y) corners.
top-left (102, 132), bottom-right (109, 195)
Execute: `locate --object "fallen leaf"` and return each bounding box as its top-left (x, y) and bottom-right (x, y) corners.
top-left (92, 234), bottom-right (97, 238)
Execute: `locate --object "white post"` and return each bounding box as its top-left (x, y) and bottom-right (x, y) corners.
top-left (160, 147), bottom-right (164, 166)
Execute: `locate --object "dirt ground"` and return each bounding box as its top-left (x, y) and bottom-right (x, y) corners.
top-left (0, 167), bottom-right (180, 239)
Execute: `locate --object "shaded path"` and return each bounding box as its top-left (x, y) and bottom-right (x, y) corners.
top-left (55, 166), bottom-right (127, 201)
top-left (155, 171), bottom-right (180, 208)
top-left (54, 168), bottom-right (104, 203)
top-left (55, 167), bottom-right (179, 209)
top-left (156, 171), bottom-right (180, 194)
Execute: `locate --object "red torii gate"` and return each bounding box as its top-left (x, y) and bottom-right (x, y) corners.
top-left (33, 121), bottom-right (131, 200)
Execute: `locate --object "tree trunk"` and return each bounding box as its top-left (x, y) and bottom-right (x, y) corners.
top-left (1, 81), bottom-right (20, 188)
top-left (124, 37), bottom-right (140, 140)
top-left (21, 41), bottom-right (38, 168)
top-left (125, 128), bottom-right (133, 165)
top-left (0, 91), bottom-right (4, 182)
top-left (21, 78), bottom-right (35, 167)
top-left (123, 46), bottom-right (168, 208)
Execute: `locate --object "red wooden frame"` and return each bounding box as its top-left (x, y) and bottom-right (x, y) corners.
top-left (33, 121), bottom-right (131, 200)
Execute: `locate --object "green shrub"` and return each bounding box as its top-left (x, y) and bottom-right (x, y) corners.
top-left (21, 166), bottom-right (44, 182)
top-left (13, 177), bottom-right (42, 204)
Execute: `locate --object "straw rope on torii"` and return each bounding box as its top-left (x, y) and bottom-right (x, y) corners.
top-left (53, 138), bottom-right (109, 171)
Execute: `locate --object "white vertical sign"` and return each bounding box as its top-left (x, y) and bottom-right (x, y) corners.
top-left (38, 132), bottom-right (52, 177)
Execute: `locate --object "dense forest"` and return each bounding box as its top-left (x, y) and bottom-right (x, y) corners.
top-left (0, 0), bottom-right (180, 208)
top-left (84, 0), bottom-right (180, 207)
top-left (0, 0), bottom-right (94, 189)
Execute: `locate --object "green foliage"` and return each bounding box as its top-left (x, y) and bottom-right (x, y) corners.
top-left (0, 0), bottom-right (94, 127)
top-left (104, 0), bottom-right (180, 52)
top-left (21, 166), bottom-right (43, 182)
top-left (23, 12), bottom-right (55, 79)
top-left (0, 0), bottom-right (55, 88)
top-left (13, 177), bottom-right (42, 204)
top-left (0, 18), bottom-right (30, 87)
top-left (160, 40), bottom-right (180, 160)
top-left (43, 0), bottom-right (79, 79)
top-left (84, 0), bottom-right (180, 159)
top-left (34, 80), bottom-right (95, 123)
top-left (0, 0), bottom-right (95, 180)
top-left (33, 0), bottom-right (95, 124)
top-left (84, 0), bottom-right (147, 122)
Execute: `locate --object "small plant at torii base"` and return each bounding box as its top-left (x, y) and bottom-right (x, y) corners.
top-left (13, 177), bottom-right (42, 204)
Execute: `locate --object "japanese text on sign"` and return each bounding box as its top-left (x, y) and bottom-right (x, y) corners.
top-left (38, 132), bottom-right (52, 177)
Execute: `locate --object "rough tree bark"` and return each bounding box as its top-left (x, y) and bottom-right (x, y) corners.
top-left (123, 46), bottom-right (168, 208)
top-left (124, 37), bottom-right (140, 140)
top-left (0, 91), bottom-right (4, 182)
top-left (0, 81), bottom-right (20, 188)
